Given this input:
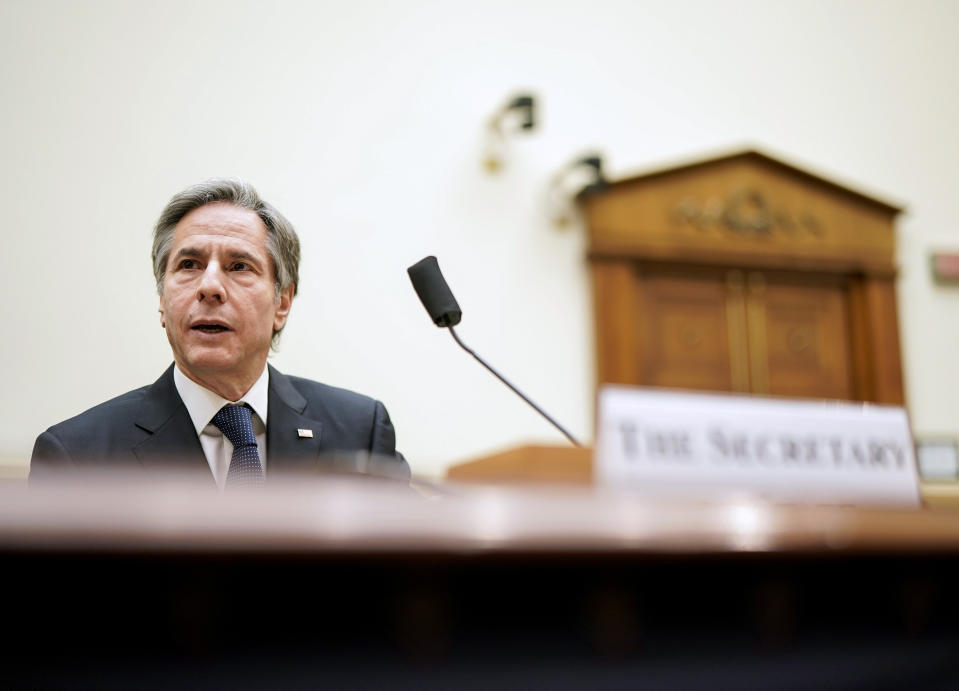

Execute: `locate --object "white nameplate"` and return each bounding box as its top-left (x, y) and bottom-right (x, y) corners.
top-left (595, 386), bottom-right (920, 507)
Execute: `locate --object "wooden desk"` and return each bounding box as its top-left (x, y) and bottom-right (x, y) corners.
top-left (4, 477), bottom-right (959, 687)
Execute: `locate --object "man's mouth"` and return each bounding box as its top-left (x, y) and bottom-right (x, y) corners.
top-left (191, 323), bottom-right (231, 334)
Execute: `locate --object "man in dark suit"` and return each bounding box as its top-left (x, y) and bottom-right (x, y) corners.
top-left (31, 178), bottom-right (408, 486)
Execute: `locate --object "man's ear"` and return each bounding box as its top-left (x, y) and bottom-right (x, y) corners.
top-left (158, 303), bottom-right (166, 329)
top-left (273, 283), bottom-right (295, 331)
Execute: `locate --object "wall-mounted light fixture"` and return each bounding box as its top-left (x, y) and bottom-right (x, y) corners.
top-left (482, 92), bottom-right (538, 173)
top-left (546, 152), bottom-right (608, 228)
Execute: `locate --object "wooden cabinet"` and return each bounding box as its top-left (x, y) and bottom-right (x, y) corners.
top-left (582, 151), bottom-right (904, 405)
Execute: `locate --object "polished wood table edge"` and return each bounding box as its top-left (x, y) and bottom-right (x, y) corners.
top-left (5, 477), bottom-right (959, 556)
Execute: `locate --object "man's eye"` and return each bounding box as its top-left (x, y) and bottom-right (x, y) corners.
top-left (231, 262), bottom-right (249, 271)
top-left (178, 259), bottom-right (198, 270)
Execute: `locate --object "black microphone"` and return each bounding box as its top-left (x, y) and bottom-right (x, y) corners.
top-left (406, 256), bottom-right (582, 447)
top-left (407, 256), bottom-right (462, 327)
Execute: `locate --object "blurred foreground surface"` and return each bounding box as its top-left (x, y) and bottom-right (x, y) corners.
top-left (4, 475), bottom-right (959, 689)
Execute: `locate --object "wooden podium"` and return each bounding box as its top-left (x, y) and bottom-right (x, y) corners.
top-left (446, 444), bottom-right (593, 484)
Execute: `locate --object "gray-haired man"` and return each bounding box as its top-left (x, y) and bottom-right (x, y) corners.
top-left (31, 179), bottom-right (407, 487)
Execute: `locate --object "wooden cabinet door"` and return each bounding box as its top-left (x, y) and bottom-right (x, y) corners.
top-left (638, 265), bottom-right (743, 393)
top-left (633, 264), bottom-right (854, 400)
top-left (750, 272), bottom-right (853, 400)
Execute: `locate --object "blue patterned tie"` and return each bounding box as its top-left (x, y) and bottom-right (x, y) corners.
top-left (212, 404), bottom-right (264, 488)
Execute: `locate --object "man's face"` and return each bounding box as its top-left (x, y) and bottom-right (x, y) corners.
top-left (159, 202), bottom-right (293, 394)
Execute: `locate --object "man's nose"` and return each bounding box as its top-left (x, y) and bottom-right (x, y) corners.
top-left (196, 264), bottom-right (227, 303)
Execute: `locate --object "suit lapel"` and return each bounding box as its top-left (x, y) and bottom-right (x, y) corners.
top-left (267, 365), bottom-right (325, 473)
top-left (132, 365), bottom-right (213, 484)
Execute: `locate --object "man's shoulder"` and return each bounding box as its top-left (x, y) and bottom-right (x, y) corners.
top-left (274, 370), bottom-right (386, 424)
top-left (270, 368), bottom-right (404, 473)
top-left (38, 366), bottom-right (177, 446)
top-left (282, 372), bottom-right (379, 406)
top-left (31, 379), bottom-right (166, 478)
top-left (43, 384), bottom-right (154, 438)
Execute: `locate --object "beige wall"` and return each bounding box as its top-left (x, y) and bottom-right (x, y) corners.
top-left (1, 0), bottom-right (957, 478)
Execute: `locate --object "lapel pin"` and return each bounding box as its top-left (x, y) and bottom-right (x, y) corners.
top-left (297, 428), bottom-right (314, 439)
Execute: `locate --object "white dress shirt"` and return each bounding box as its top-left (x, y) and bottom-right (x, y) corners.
top-left (173, 364), bottom-right (270, 490)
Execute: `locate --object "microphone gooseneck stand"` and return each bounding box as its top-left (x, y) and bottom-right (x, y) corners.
top-left (448, 326), bottom-right (583, 448)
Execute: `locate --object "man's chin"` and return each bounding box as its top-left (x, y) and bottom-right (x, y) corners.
top-left (177, 347), bottom-right (239, 375)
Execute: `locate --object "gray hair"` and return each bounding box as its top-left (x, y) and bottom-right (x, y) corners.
top-left (151, 178), bottom-right (301, 345)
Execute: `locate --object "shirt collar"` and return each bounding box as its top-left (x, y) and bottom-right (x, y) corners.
top-left (173, 363), bottom-right (270, 436)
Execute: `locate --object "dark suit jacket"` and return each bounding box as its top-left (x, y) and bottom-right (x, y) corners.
top-left (30, 364), bottom-right (409, 484)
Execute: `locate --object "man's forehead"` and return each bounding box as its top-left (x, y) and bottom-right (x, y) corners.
top-left (172, 203), bottom-right (269, 247)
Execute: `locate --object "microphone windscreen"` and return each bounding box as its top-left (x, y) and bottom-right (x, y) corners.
top-left (407, 256), bottom-right (462, 327)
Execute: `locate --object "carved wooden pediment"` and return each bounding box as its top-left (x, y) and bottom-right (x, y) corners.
top-left (581, 150), bottom-right (903, 276)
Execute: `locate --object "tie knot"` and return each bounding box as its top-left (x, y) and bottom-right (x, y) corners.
top-left (211, 404), bottom-right (257, 448)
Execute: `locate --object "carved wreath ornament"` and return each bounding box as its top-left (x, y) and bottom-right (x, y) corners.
top-left (673, 188), bottom-right (823, 237)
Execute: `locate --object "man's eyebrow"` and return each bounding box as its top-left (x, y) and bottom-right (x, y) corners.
top-left (170, 248), bottom-right (262, 263)
top-left (227, 250), bottom-right (260, 263)
top-left (171, 247), bottom-right (202, 261)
